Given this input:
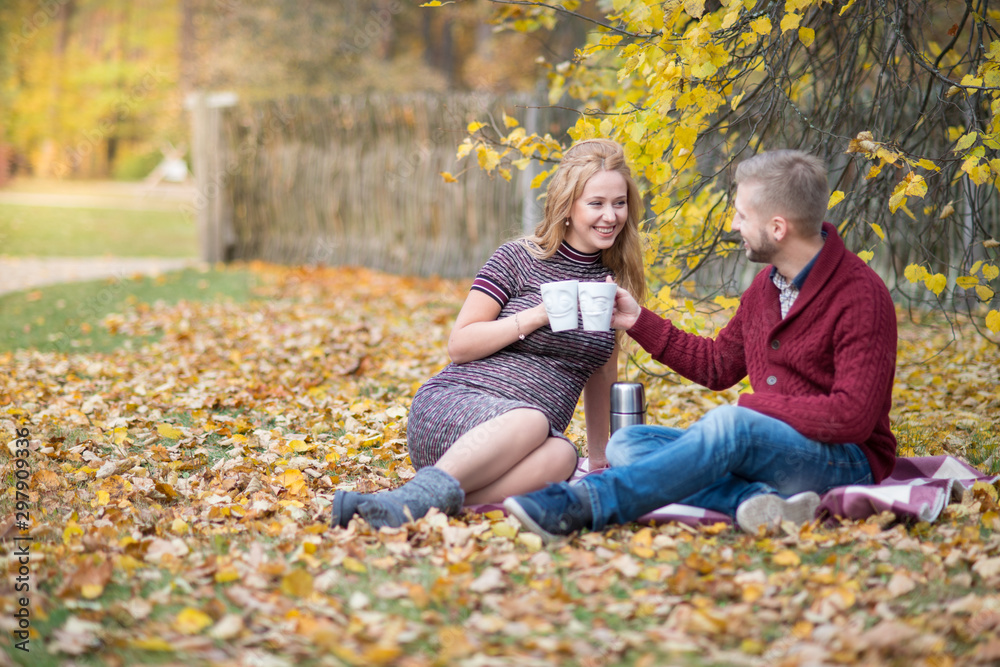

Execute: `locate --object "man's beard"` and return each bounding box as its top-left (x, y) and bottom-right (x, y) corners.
top-left (745, 233), bottom-right (778, 264)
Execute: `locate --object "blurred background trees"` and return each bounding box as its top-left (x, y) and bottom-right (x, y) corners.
top-left (0, 0), bottom-right (586, 181)
top-left (3, 0), bottom-right (180, 179)
top-left (2, 0), bottom-right (996, 336)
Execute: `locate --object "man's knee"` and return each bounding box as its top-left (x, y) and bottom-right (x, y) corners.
top-left (703, 403), bottom-right (741, 424)
top-left (606, 425), bottom-right (665, 467)
top-left (606, 433), bottom-right (631, 467)
top-left (606, 426), bottom-right (636, 466)
top-left (698, 404), bottom-right (757, 437)
top-left (701, 405), bottom-right (793, 443)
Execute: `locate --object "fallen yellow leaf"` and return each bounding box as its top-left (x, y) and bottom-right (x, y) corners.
top-left (281, 569), bottom-right (314, 598)
top-left (491, 522), bottom-right (517, 539)
top-left (174, 607), bottom-right (213, 635)
top-left (342, 556), bottom-right (367, 573)
top-left (63, 520), bottom-right (84, 545)
top-left (215, 567), bottom-right (240, 583)
top-left (157, 423), bottom-right (184, 440)
top-left (130, 637), bottom-right (175, 652)
top-left (772, 550), bottom-right (801, 567)
top-left (517, 532), bottom-right (543, 552)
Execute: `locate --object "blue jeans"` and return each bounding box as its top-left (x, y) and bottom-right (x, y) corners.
top-left (581, 405), bottom-right (873, 529)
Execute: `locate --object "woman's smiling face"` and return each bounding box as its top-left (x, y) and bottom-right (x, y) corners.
top-left (564, 170), bottom-right (628, 254)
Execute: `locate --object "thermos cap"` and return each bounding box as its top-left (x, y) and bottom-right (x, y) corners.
top-left (610, 382), bottom-right (646, 413)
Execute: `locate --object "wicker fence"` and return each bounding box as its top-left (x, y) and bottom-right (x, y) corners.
top-left (198, 92), bottom-right (569, 278)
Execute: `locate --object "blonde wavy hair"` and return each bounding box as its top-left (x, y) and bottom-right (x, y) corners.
top-left (521, 138), bottom-right (646, 306)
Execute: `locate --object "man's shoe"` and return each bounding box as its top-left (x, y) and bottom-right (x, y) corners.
top-left (503, 483), bottom-right (592, 544)
top-left (735, 491), bottom-right (821, 535)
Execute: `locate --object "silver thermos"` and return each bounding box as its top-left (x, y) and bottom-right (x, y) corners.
top-left (610, 382), bottom-right (646, 434)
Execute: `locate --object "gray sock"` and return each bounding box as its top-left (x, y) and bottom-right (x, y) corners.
top-left (332, 481), bottom-right (411, 528)
top-left (357, 466), bottom-right (465, 529)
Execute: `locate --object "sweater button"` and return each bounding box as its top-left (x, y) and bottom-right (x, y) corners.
top-left (766, 375), bottom-right (777, 385)
top-left (771, 340), bottom-right (780, 350)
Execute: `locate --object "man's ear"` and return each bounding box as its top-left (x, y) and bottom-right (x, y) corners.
top-left (770, 215), bottom-right (789, 242)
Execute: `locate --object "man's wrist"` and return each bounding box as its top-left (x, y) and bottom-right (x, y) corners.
top-left (626, 307), bottom-right (668, 347)
top-left (625, 306), bottom-right (650, 332)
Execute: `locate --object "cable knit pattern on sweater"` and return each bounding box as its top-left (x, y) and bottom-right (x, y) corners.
top-left (628, 222), bottom-right (898, 482)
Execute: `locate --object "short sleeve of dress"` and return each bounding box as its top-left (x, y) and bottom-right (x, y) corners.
top-left (470, 242), bottom-right (528, 308)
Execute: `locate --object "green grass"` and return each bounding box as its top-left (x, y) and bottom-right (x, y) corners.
top-left (0, 203), bottom-right (197, 257)
top-left (961, 425), bottom-right (1000, 475)
top-left (7, 574), bottom-right (194, 667)
top-left (0, 268), bottom-right (258, 353)
top-left (894, 417), bottom-right (1000, 475)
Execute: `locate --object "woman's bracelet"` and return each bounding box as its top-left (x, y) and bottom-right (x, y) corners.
top-left (514, 313), bottom-right (526, 340)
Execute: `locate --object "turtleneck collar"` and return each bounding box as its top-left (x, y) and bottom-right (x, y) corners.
top-left (557, 240), bottom-right (602, 264)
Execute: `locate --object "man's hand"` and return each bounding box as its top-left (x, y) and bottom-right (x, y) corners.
top-left (609, 281), bottom-right (641, 330)
top-left (588, 455), bottom-right (609, 471)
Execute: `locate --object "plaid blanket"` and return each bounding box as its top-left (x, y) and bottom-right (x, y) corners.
top-left (466, 456), bottom-right (998, 528)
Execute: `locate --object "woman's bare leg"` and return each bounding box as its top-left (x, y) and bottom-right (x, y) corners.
top-left (346, 409), bottom-right (576, 529)
top-left (463, 437), bottom-right (578, 505)
top-left (433, 408), bottom-right (572, 498)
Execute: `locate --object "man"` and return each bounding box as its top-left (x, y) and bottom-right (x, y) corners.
top-left (504, 149), bottom-right (898, 539)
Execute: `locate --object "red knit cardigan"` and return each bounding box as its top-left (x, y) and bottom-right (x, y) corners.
top-left (628, 222), bottom-right (898, 482)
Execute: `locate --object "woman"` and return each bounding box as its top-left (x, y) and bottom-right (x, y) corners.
top-left (333, 138), bottom-right (646, 529)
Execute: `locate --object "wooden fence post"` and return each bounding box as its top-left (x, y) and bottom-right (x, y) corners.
top-left (186, 90), bottom-right (238, 263)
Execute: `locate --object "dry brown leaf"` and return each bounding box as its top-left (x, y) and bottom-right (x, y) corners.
top-left (886, 571), bottom-right (917, 598)
top-left (972, 556), bottom-right (1000, 581)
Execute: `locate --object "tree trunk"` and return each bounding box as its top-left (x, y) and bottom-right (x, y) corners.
top-left (45, 0), bottom-right (75, 177)
top-left (377, 0), bottom-right (396, 60)
top-left (441, 18), bottom-right (454, 88)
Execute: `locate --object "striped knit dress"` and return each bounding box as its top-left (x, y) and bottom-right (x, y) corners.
top-left (406, 240), bottom-right (616, 469)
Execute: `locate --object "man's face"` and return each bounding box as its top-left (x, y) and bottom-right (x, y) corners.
top-left (732, 183), bottom-right (778, 264)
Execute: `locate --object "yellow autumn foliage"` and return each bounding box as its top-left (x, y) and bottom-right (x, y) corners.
top-left (451, 1), bottom-right (1000, 337)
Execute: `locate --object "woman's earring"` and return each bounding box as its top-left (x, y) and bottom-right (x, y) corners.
top-left (564, 220), bottom-right (570, 226)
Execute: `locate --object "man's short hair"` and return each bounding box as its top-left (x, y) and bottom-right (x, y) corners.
top-left (734, 150), bottom-right (829, 234)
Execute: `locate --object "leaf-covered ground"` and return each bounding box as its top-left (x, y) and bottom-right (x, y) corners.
top-left (2, 264), bottom-right (999, 666)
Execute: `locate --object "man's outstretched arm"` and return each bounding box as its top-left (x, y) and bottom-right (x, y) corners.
top-left (612, 284), bottom-right (749, 391)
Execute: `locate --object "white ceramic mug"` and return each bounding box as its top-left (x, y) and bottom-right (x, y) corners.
top-left (540, 280), bottom-right (579, 332)
top-left (578, 281), bottom-right (617, 331)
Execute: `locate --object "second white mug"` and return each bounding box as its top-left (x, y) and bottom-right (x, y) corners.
top-left (578, 281), bottom-right (617, 331)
